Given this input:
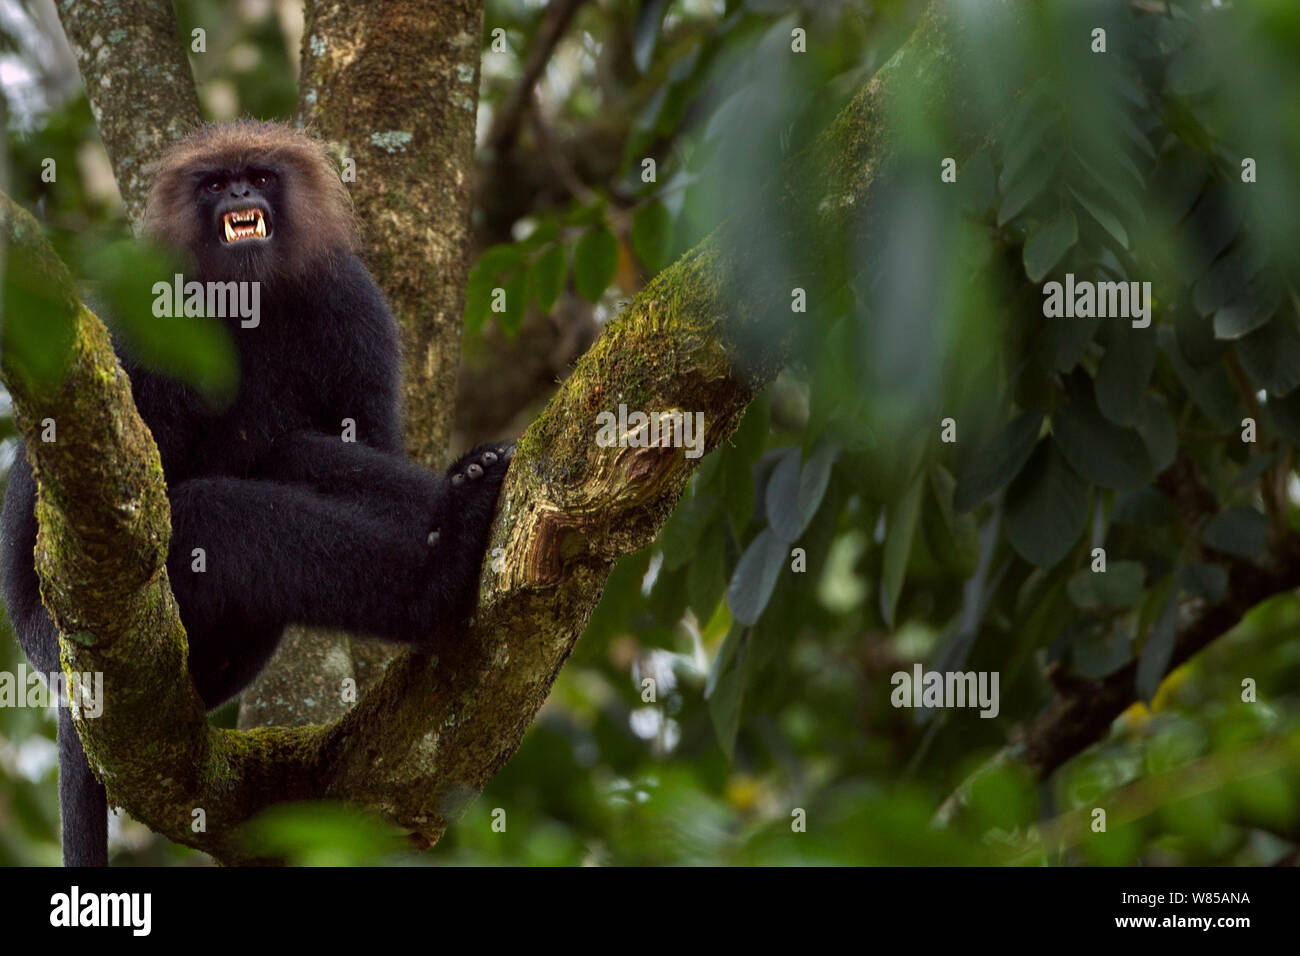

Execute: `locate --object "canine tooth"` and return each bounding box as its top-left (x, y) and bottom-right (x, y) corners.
top-left (224, 220), bottom-right (236, 242)
top-left (255, 216), bottom-right (266, 237)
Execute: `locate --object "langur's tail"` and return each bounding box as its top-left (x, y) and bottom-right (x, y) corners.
top-left (58, 706), bottom-right (108, 867)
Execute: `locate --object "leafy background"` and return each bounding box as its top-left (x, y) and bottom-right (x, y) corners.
top-left (2, 0), bottom-right (1300, 865)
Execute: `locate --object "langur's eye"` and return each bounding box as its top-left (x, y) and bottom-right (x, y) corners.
top-left (251, 171), bottom-right (276, 189)
top-left (203, 177), bottom-right (226, 194)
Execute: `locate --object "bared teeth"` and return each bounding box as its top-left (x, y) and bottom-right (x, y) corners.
top-left (222, 209), bottom-right (268, 242)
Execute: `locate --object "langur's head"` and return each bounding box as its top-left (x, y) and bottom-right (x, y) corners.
top-left (143, 120), bottom-right (355, 282)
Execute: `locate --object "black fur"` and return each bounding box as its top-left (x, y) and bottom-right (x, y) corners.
top-left (0, 133), bottom-right (510, 865)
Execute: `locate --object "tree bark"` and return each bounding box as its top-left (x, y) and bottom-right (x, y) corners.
top-left (238, 0), bottom-right (490, 729)
top-left (58, 0), bottom-right (204, 229)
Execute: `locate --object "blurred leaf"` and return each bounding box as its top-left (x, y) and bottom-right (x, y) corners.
top-left (1052, 390), bottom-right (1154, 491)
top-left (82, 240), bottom-right (236, 401)
top-left (1067, 560), bottom-right (1145, 610)
top-left (1005, 440), bottom-right (1088, 568)
top-left (1235, 313), bottom-right (1300, 397)
top-left (1096, 320), bottom-right (1157, 427)
top-left (1022, 207), bottom-right (1077, 283)
top-left (243, 802), bottom-right (407, 866)
top-left (573, 228), bottom-right (618, 302)
top-left (661, 491), bottom-right (720, 571)
top-left (1178, 561), bottom-right (1228, 603)
top-left (766, 444), bottom-right (837, 543)
top-left (1202, 506), bottom-right (1270, 559)
top-left (922, 465), bottom-right (980, 577)
top-left (880, 476), bottom-right (923, 629)
top-left (688, 523), bottom-right (728, 621)
top-left (954, 410), bottom-right (1043, 511)
top-left (1136, 588), bottom-right (1179, 703)
top-left (631, 202), bottom-right (674, 274)
top-left (1, 244), bottom-right (77, 389)
top-left (528, 243), bottom-right (567, 313)
top-left (727, 528), bottom-right (785, 627)
top-left (997, 161), bottom-right (1052, 226)
top-left (633, 0), bottom-right (670, 73)
top-left (1068, 185), bottom-right (1129, 249)
top-left (1134, 394), bottom-right (1177, 474)
top-left (1159, 326), bottom-right (1241, 431)
top-left (1071, 620), bottom-right (1133, 679)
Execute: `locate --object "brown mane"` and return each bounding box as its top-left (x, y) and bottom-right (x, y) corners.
top-left (142, 120), bottom-right (356, 276)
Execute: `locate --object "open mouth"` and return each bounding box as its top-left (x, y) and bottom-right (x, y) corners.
top-left (222, 208), bottom-right (269, 243)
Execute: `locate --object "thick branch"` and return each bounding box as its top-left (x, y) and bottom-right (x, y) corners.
top-left (298, 0), bottom-right (485, 469)
top-left (57, 0), bottom-right (203, 228)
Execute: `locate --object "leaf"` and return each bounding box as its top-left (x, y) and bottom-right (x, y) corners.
top-left (1136, 589), bottom-right (1178, 703)
top-left (922, 466), bottom-right (980, 577)
top-left (996, 161), bottom-right (1052, 226)
top-left (1004, 441), bottom-right (1088, 568)
top-left (582, 550), bottom-right (651, 648)
top-left (1113, 107), bottom-right (1156, 159)
top-left (1178, 561), bottom-right (1228, 604)
top-left (1159, 326), bottom-right (1241, 431)
top-left (1067, 560), bottom-right (1144, 610)
top-left (1071, 621), bottom-right (1133, 680)
top-left (1022, 208), bottom-right (1078, 283)
top-left (1095, 319), bottom-right (1157, 426)
top-left (688, 523), bottom-right (728, 621)
top-left (1042, 312), bottom-right (1102, 376)
top-left (879, 477), bottom-right (924, 629)
top-left (1193, 251), bottom-right (1252, 318)
top-left (1235, 313), bottom-right (1300, 398)
top-left (528, 243), bottom-right (567, 313)
top-left (1052, 391), bottom-right (1154, 491)
top-left (1268, 388), bottom-right (1300, 446)
top-left (1134, 394), bottom-right (1177, 474)
top-left (721, 392), bottom-right (771, 535)
top-left (573, 228), bottom-right (618, 302)
top-left (631, 202), bottom-right (674, 274)
top-left (705, 625), bottom-right (747, 759)
top-left (765, 444), bottom-right (837, 543)
top-left (495, 270), bottom-right (527, 336)
top-left (727, 528), bottom-right (786, 626)
top-left (465, 243), bottom-right (525, 334)
top-left (1069, 185), bottom-right (1129, 249)
top-left (1213, 299), bottom-right (1275, 341)
top-left (648, 563), bottom-right (688, 625)
top-left (633, 0), bottom-right (670, 73)
top-left (959, 150), bottom-right (997, 214)
top-left (954, 410), bottom-right (1044, 511)
top-left (82, 241), bottom-right (237, 401)
top-left (1202, 506), bottom-right (1270, 559)
top-left (2, 245), bottom-right (78, 390)
top-left (1176, 303), bottom-right (1228, 366)
top-left (660, 491), bottom-right (720, 570)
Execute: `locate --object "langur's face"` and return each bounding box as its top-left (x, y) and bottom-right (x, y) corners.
top-left (145, 122), bottom-right (355, 283)
top-left (191, 164), bottom-right (283, 278)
